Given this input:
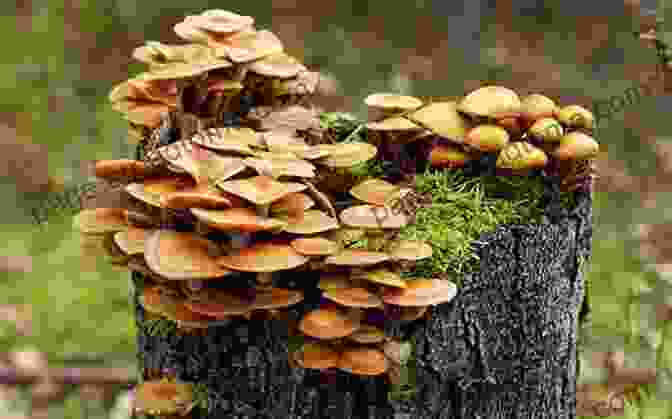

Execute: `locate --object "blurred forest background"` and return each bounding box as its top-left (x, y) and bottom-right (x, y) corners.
top-left (1, 0), bottom-right (672, 417)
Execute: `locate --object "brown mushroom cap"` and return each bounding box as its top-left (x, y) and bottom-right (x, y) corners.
top-left (252, 287), bottom-right (304, 310)
top-left (114, 227), bottom-right (151, 255)
top-left (552, 132), bottom-right (600, 160)
top-left (243, 157), bottom-right (316, 178)
top-left (73, 208), bottom-right (128, 234)
top-left (365, 116), bottom-right (421, 131)
top-left (347, 325), bottom-right (386, 344)
top-left (293, 342), bottom-right (340, 370)
top-left (165, 301), bottom-right (228, 328)
top-left (364, 93), bottom-right (423, 111)
top-left (270, 192), bottom-right (315, 214)
top-left (555, 105), bottom-right (594, 130)
top-left (528, 117), bottom-right (564, 143)
top-left (495, 142), bottom-right (548, 170)
top-left (337, 347), bottom-right (389, 376)
top-left (458, 85), bottom-right (521, 119)
top-left (339, 204), bottom-right (409, 229)
top-left (408, 101), bottom-right (471, 142)
top-left (428, 143), bottom-right (474, 168)
top-left (159, 185), bottom-right (233, 210)
top-left (140, 286), bottom-right (180, 315)
top-left (318, 273), bottom-right (352, 291)
top-left (290, 237), bottom-right (340, 256)
top-left (325, 250), bottom-right (391, 266)
top-left (184, 289), bottom-right (256, 317)
top-left (317, 142), bottom-right (378, 168)
top-left (217, 175), bottom-right (307, 206)
top-left (298, 307), bottom-right (359, 339)
top-left (159, 141), bottom-right (248, 184)
top-left (126, 176), bottom-right (196, 207)
top-left (323, 287), bottom-right (383, 308)
top-left (134, 380), bottom-right (195, 416)
top-left (282, 210), bottom-right (340, 234)
top-left (216, 242), bottom-right (309, 272)
top-left (94, 159), bottom-right (152, 180)
top-left (191, 207), bottom-right (287, 233)
top-left (144, 230), bottom-right (232, 280)
top-left (382, 278), bottom-right (457, 306)
top-left (349, 178), bottom-right (403, 207)
top-left (464, 124), bottom-right (510, 152)
top-left (520, 93), bottom-right (558, 122)
top-left (214, 29), bottom-right (284, 62)
top-left (360, 269), bottom-right (408, 288)
top-left (248, 52), bottom-right (307, 78)
top-left (387, 240), bottom-right (433, 261)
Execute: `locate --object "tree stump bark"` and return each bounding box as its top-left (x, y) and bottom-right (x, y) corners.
top-left (133, 188), bottom-right (592, 419)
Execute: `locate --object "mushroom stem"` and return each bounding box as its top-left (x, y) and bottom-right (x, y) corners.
top-left (302, 181), bottom-right (337, 218)
top-left (345, 307), bottom-right (364, 325)
top-left (256, 272), bottom-right (274, 290)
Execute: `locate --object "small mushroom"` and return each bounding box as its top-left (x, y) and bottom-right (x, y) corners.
top-left (282, 210), bottom-right (340, 234)
top-left (339, 204), bottom-right (409, 230)
top-left (407, 101), bottom-right (471, 143)
top-left (337, 347), bottom-right (389, 376)
top-left (495, 141), bottom-right (548, 175)
top-left (243, 157), bottom-right (316, 179)
top-left (325, 250), bottom-right (391, 267)
top-left (382, 278), bottom-right (457, 306)
top-left (73, 208), bottom-right (128, 234)
top-left (457, 85), bottom-right (521, 119)
top-left (299, 307), bottom-right (359, 339)
top-left (316, 142), bottom-right (378, 168)
top-left (555, 105), bottom-right (594, 130)
top-left (213, 30), bottom-right (284, 62)
top-left (184, 288), bottom-right (256, 318)
top-left (216, 242), bottom-right (309, 287)
top-left (252, 287), bottom-right (304, 310)
top-left (144, 230), bottom-right (232, 280)
top-left (158, 141), bottom-right (248, 185)
top-left (216, 175), bottom-right (307, 216)
top-left (527, 117), bottom-right (564, 143)
top-left (126, 176), bottom-right (197, 208)
top-left (94, 159), bottom-right (153, 181)
top-left (317, 273), bottom-right (352, 291)
top-left (552, 132), bottom-right (600, 161)
top-left (270, 192), bottom-right (315, 215)
top-left (387, 240), bottom-right (433, 261)
top-left (248, 52), bottom-right (307, 79)
top-left (519, 93), bottom-right (558, 125)
top-left (349, 178), bottom-right (404, 207)
top-left (290, 237), bottom-right (340, 256)
top-left (133, 379), bottom-right (196, 416)
top-left (464, 124), bottom-right (510, 152)
top-left (293, 342), bottom-right (340, 370)
top-left (364, 93), bottom-right (423, 121)
top-left (359, 269), bottom-right (407, 289)
top-left (365, 116), bottom-right (421, 131)
top-left (190, 127), bottom-right (263, 154)
top-left (165, 301), bottom-right (231, 328)
top-left (140, 285), bottom-right (181, 316)
top-left (159, 185), bottom-right (233, 210)
top-left (347, 325), bottom-right (386, 344)
top-left (322, 287), bottom-right (383, 309)
top-left (191, 207), bottom-right (287, 233)
top-left (428, 143), bottom-right (475, 168)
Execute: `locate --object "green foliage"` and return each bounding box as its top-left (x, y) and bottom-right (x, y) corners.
top-left (142, 317), bottom-right (177, 338)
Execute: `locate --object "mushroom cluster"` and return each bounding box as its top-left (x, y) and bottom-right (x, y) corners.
top-left (74, 9), bottom-right (463, 411)
top-left (364, 88), bottom-right (600, 191)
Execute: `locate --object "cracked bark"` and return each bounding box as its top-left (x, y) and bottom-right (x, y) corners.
top-left (133, 189), bottom-right (591, 419)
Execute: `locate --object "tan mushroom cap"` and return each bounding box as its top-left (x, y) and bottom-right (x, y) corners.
top-left (318, 273), bottom-right (352, 290)
top-left (73, 208), bottom-right (128, 234)
top-left (159, 185), bottom-right (233, 210)
top-left (213, 30), bottom-right (284, 62)
top-left (339, 204), bottom-right (409, 229)
top-left (159, 141), bottom-right (248, 184)
top-left (325, 250), bottom-right (391, 266)
top-left (327, 228), bottom-right (367, 246)
top-left (141, 286), bottom-right (180, 315)
top-left (216, 242), bottom-right (309, 272)
top-left (361, 269), bottom-right (408, 288)
top-left (387, 240), bottom-right (433, 261)
top-left (248, 52), bottom-right (307, 79)
top-left (429, 143), bottom-right (474, 168)
top-left (382, 278), bottom-right (457, 306)
top-left (270, 192), bottom-right (315, 214)
top-left (252, 287), bottom-right (304, 310)
top-left (294, 342), bottom-right (340, 370)
top-left (365, 116), bottom-right (421, 131)
top-left (408, 101), bottom-right (471, 142)
top-left (290, 237), bottom-right (340, 256)
top-left (191, 207), bottom-right (287, 233)
top-left (126, 176), bottom-right (196, 208)
top-left (243, 157), bottom-right (316, 179)
top-left (282, 210), bottom-right (340, 234)
top-left (190, 127), bottom-right (263, 154)
top-left (144, 230), bottom-right (232, 280)
top-left (528, 117), bottom-right (564, 143)
top-left (185, 10), bottom-right (255, 34)
top-left (457, 85), bottom-right (521, 119)
top-left (520, 93), bottom-right (558, 122)
top-left (184, 289), bottom-right (256, 317)
top-left (94, 159), bottom-right (152, 180)
top-left (552, 132), bottom-right (600, 160)
top-left (134, 380), bottom-right (195, 416)
top-left (347, 325), bottom-right (386, 344)
top-left (338, 347), bottom-right (389, 376)
top-left (496, 142), bottom-right (548, 170)
top-left (349, 178), bottom-right (403, 206)
top-left (165, 301), bottom-right (228, 328)
top-left (114, 227), bottom-right (151, 255)
top-left (113, 101), bottom-right (173, 128)
top-left (555, 104), bottom-right (594, 130)
top-left (217, 175), bottom-right (307, 206)
top-left (317, 142), bottom-right (378, 168)
top-left (464, 124), bottom-right (510, 152)
top-left (262, 131), bottom-right (327, 159)
top-left (298, 307), bottom-right (359, 339)
top-left (364, 93), bottom-right (423, 111)
top-left (136, 58), bottom-right (232, 82)
top-left (323, 287), bottom-right (383, 308)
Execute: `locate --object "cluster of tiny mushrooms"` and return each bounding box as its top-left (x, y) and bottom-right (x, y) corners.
top-left (73, 9), bottom-right (600, 417)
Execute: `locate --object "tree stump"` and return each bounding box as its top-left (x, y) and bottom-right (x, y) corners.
top-left (133, 188), bottom-right (591, 419)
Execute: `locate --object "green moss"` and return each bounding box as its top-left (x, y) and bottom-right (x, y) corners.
top-left (142, 317), bottom-right (177, 337)
top-left (192, 382), bottom-right (211, 414)
top-left (399, 168), bottom-right (555, 283)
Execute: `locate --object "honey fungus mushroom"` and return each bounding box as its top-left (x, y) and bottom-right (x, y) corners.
top-left (299, 307), bottom-right (359, 339)
top-left (293, 342), bottom-right (340, 370)
top-left (382, 278), bottom-right (458, 306)
top-left (407, 101), bottom-right (471, 143)
top-left (364, 93), bottom-right (423, 121)
top-left (217, 175), bottom-right (307, 217)
top-left (133, 379), bottom-right (196, 416)
top-left (495, 141), bottom-right (549, 176)
top-left (339, 204), bottom-right (409, 250)
top-left (457, 85), bottom-right (521, 120)
top-left (337, 347), bottom-right (389, 376)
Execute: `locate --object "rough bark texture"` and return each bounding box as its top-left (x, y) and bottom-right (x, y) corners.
top-left (133, 189), bottom-right (592, 419)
